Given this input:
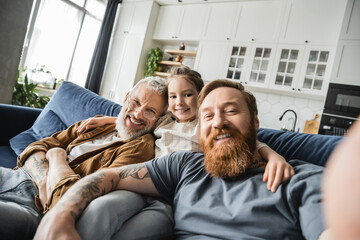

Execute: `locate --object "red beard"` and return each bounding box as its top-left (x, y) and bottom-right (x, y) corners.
top-left (200, 126), bottom-right (262, 179)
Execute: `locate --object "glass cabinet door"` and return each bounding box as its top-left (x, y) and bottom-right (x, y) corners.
top-left (225, 45), bottom-right (249, 83)
top-left (249, 47), bottom-right (271, 84)
top-left (302, 50), bottom-right (329, 90)
top-left (245, 43), bottom-right (276, 87)
top-left (298, 46), bottom-right (333, 96)
top-left (270, 45), bottom-right (304, 92)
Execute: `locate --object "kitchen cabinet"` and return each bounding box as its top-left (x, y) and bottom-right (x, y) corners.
top-left (115, 1), bottom-right (151, 35)
top-left (224, 42), bottom-right (277, 88)
top-left (340, 0), bottom-right (360, 40)
top-left (279, 0), bottom-right (346, 45)
top-left (194, 41), bottom-right (229, 81)
top-left (101, 34), bottom-right (145, 103)
top-left (330, 0), bottom-right (360, 86)
top-left (270, 45), bottom-right (334, 96)
top-left (233, 0), bottom-right (284, 43)
top-left (202, 1), bottom-right (283, 43)
top-left (100, 1), bottom-right (154, 103)
top-left (153, 4), bottom-right (207, 41)
top-left (201, 2), bottom-right (239, 41)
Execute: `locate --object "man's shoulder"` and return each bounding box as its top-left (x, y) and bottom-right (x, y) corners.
top-left (131, 133), bottom-right (155, 145)
top-left (151, 151), bottom-right (204, 171)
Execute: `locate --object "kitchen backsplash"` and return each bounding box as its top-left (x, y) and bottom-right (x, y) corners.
top-left (252, 91), bottom-right (324, 132)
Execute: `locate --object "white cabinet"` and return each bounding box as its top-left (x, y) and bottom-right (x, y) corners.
top-left (100, 1), bottom-right (154, 102)
top-left (201, 2), bottom-right (239, 41)
top-left (113, 34), bottom-right (144, 103)
top-left (270, 45), bottom-right (305, 91)
top-left (279, 0), bottom-right (347, 45)
top-left (340, 0), bottom-right (360, 39)
top-left (101, 34), bottom-right (145, 103)
top-left (270, 45), bottom-right (334, 96)
top-left (202, 1), bottom-right (283, 42)
top-left (194, 41), bottom-right (229, 81)
top-left (233, 0), bottom-right (284, 43)
top-left (331, 41), bottom-right (360, 86)
top-left (115, 1), bottom-right (152, 35)
top-left (223, 42), bottom-right (277, 88)
top-left (330, 0), bottom-right (360, 86)
top-left (152, 5), bottom-right (181, 40)
top-left (153, 4), bottom-right (207, 41)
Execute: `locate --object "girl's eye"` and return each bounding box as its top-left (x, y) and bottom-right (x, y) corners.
top-left (169, 95), bottom-right (176, 99)
top-left (184, 93), bottom-right (193, 97)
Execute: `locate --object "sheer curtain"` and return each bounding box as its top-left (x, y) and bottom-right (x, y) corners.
top-left (23, 0), bottom-right (106, 87)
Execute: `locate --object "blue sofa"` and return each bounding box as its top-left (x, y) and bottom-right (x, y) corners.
top-left (1, 81), bottom-right (343, 169)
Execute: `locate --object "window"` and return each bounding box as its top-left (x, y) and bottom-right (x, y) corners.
top-left (22, 0), bottom-right (106, 87)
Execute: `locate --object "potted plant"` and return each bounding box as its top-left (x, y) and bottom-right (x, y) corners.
top-left (145, 47), bottom-right (163, 77)
top-left (12, 68), bottom-right (50, 109)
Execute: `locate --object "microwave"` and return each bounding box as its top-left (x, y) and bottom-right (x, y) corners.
top-left (323, 83), bottom-right (360, 119)
top-left (319, 83), bottom-right (359, 136)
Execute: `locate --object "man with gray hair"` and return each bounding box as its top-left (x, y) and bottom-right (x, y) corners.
top-left (0, 77), bottom-right (171, 239)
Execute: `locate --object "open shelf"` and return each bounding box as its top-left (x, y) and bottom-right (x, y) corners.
top-left (158, 60), bottom-right (182, 66)
top-left (164, 49), bottom-right (197, 57)
top-left (154, 71), bottom-right (170, 77)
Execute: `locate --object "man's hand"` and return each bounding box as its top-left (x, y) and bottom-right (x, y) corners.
top-left (76, 116), bottom-right (116, 134)
top-left (34, 207), bottom-right (81, 240)
top-left (263, 156), bottom-right (295, 192)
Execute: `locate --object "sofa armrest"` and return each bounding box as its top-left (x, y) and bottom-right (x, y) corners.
top-left (0, 103), bottom-right (41, 145)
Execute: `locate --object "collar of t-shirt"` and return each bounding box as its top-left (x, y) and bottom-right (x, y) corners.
top-left (67, 131), bottom-right (121, 163)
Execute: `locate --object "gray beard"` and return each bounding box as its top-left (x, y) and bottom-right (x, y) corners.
top-left (115, 108), bottom-right (152, 141)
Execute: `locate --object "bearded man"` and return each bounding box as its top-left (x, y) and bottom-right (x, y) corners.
top-left (0, 76), bottom-right (170, 239)
top-left (35, 79), bottom-right (330, 240)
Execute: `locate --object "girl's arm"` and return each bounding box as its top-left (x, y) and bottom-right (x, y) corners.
top-left (257, 141), bottom-right (295, 193)
top-left (76, 116), bottom-right (117, 133)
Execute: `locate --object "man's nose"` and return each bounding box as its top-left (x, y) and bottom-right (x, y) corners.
top-left (212, 113), bottom-right (226, 129)
top-left (133, 107), bottom-right (145, 119)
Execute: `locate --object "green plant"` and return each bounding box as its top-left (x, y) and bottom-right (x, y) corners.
top-left (12, 70), bottom-right (50, 109)
top-left (145, 47), bottom-right (163, 77)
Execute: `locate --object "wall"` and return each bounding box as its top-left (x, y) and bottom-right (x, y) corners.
top-left (0, 0), bottom-right (33, 104)
top-left (253, 91), bottom-right (324, 132)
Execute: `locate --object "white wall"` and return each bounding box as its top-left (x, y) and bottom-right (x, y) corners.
top-left (253, 91), bottom-right (324, 132)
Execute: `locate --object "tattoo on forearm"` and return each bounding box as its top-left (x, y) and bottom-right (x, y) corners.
top-left (118, 164), bottom-right (149, 180)
top-left (52, 164), bottom-right (149, 221)
top-left (24, 154), bottom-right (48, 182)
top-left (55, 171), bottom-right (107, 220)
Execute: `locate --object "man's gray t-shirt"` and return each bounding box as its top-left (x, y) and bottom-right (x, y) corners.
top-left (145, 151), bottom-right (326, 240)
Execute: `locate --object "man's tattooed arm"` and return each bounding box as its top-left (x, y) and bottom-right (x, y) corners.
top-left (23, 151), bottom-right (49, 183)
top-left (52, 163), bottom-right (158, 222)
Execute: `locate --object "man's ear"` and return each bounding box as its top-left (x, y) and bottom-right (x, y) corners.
top-left (123, 92), bottom-right (130, 104)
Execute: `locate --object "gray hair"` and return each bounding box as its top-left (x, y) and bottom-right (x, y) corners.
top-left (133, 76), bottom-right (167, 96)
top-left (131, 76), bottom-right (168, 115)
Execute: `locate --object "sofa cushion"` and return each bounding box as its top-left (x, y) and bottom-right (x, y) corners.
top-left (9, 81), bottom-right (122, 156)
top-left (10, 110), bottom-right (67, 155)
top-left (0, 146), bottom-right (18, 168)
top-left (257, 128), bottom-right (343, 166)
